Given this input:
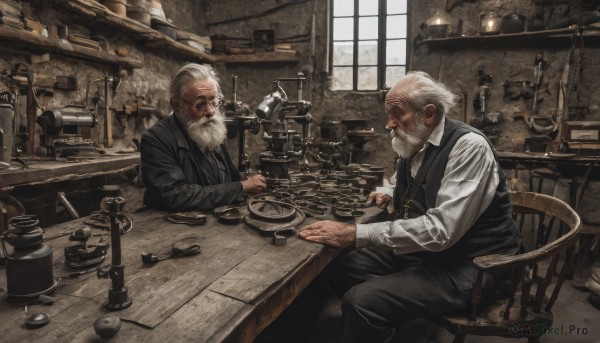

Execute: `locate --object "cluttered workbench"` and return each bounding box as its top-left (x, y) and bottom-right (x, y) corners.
top-left (496, 150), bottom-right (600, 180)
top-left (0, 185), bottom-right (386, 342)
top-left (0, 152), bottom-right (140, 190)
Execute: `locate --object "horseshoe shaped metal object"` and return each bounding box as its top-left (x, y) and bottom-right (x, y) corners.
top-left (248, 198), bottom-right (298, 221)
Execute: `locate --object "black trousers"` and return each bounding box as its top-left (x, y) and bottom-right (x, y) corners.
top-left (327, 247), bottom-right (481, 343)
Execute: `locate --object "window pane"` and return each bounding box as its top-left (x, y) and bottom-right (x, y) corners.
top-left (333, 18), bottom-right (354, 40)
top-left (385, 66), bottom-right (406, 88)
top-left (359, 17), bottom-right (378, 40)
top-left (357, 66), bottom-right (377, 90)
top-left (359, 0), bottom-right (377, 15)
top-left (332, 67), bottom-right (353, 90)
top-left (358, 40), bottom-right (377, 65)
top-left (333, 0), bottom-right (354, 17)
top-left (387, 15), bottom-right (407, 38)
top-left (386, 39), bottom-right (406, 65)
top-left (333, 41), bottom-right (354, 65)
top-left (388, 0), bottom-right (407, 14)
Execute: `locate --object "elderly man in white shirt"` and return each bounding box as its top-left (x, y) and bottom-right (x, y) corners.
top-left (300, 71), bottom-right (521, 343)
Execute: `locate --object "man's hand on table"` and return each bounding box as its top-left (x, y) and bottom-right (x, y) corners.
top-left (242, 174), bottom-right (268, 194)
top-left (366, 191), bottom-right (392, 209)
top-left (299, 220), bottom-right (357, 247)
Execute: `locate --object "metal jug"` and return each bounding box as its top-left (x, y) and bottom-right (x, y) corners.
top-left (502, 13), bottom-right (526, 34)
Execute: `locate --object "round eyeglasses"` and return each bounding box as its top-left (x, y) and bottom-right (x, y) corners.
top-left (178, 97), bottom-right (223, 112)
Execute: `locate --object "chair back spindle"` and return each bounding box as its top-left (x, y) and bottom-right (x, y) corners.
top-left (438, 192), bottom-right (581, 342)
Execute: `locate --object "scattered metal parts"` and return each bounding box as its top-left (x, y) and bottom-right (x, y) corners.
top-left (244, 208), bottom-right (305, 235)
top-left (26, 312), bottom-right (51, 329)
top-left (94, 314), bottom-right (121, 339)
top-left (64, 226), bottom-right (109, 269)
top-left (164, 212), bottom-right (207, 226)
top-left (85, 212), bottom-right (133, 234)
top-left (214, 205), bottom-right (246, 224)
top-left (248, 198), bottom-right (297, 221)
top-left (333, 209), bottom-right (365, 220)
top-left (272, 228), bottom-right (297, 246)
top-left (141, 236), bottom-right (201, 264)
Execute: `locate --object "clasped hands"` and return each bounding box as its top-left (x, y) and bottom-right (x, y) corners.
top-left (299, 191), bottom-right (391, 247)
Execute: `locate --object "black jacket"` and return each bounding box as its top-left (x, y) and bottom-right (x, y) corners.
top-left (140, 114), bottom-right (243, 212)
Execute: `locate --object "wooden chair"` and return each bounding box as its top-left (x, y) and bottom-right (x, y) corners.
top-left (571, 161), bottom-right (600, 285)
top-left (438, 191), bottom-right (582, 343)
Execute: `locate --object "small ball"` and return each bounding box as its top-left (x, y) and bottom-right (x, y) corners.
top-left (93, 314), bottom-right (121, 339)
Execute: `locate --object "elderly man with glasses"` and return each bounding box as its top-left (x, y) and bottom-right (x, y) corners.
top-left (140, 63), bottom-right (267, 212)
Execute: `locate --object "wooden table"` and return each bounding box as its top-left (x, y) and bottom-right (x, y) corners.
top-left (496, 151), bottom-right (600, 164)
top-left (0, 205), bottom-right (384, 342)
top-left (496, 151), bottom-right (600, 179)
top-left (0, 152), bottom-right (140, 189)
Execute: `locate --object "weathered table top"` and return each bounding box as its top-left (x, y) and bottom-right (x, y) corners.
top-left (0, 205), bottom-right (384, 342)
top-left (0, 152), bottom-right (140, 189)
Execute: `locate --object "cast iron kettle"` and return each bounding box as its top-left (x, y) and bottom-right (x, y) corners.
top-left (502, 13), bottom-right (526, 34)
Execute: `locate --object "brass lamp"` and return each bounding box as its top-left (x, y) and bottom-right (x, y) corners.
top-left (425, 11), bottom-right (451, 38)
top-left (479, 12), bottom-right (502, 35)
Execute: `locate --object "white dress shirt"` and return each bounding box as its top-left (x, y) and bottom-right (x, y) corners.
top-left (356, 119), bottom-right (500, 254)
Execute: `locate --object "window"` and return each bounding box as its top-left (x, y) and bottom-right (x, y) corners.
top-left (330, 0), bottom-right (408, 91)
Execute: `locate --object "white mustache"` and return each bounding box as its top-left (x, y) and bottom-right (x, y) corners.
top-left (389, 127), bottom-right (407, 139)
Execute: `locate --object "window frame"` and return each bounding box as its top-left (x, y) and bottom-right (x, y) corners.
top-left (329, 0), bottom-right (412, 91)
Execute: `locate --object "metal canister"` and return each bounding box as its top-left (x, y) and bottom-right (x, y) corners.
top-left (4, 215), bottom-right (59, 302)
top-left (0, 90), bottom-right (15, 164)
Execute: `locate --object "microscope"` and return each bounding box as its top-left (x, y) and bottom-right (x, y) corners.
top-left (255, 75), bottom-right (312, 179)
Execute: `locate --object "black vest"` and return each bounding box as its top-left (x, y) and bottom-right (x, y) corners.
top-left (392, 118), bottom-right (520, 260)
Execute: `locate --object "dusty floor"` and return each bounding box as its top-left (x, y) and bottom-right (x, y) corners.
top-left (310, 279), bottom-right (599, 343)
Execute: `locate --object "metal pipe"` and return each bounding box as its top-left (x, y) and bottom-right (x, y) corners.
top-left (297, 72), bottom-right (303, 101)
top-left (104, 76), bottom-right (112, 148)
top-left (85, 79), bottom-right (103, 109)
top-left (56, 192), bottom-right (80, 219)
top-left (232, 75), bottom-right (238, 103)
top-left (100, 196), bottom-right (132, 311)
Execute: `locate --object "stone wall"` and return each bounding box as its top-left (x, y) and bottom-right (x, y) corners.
top-left (0, 0), bottom-right (208, 225)
top-left (205, 0), bottom-right (397, 175)
top-left (3, 0), bottom-right (599, 226)
top-left (411, 0), bottom-right (600, 150)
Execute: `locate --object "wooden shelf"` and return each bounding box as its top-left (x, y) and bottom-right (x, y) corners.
top-left (213, 52), bottom-right (300, 63)
top-left (56, 0), bottom-right (214, 63)
top-left (419, 27), bottom-right (600, 47)
top-left (0, 24), bottom-right (143, 69)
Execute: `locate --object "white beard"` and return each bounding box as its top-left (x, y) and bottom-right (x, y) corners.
top-left (390, 119), bottom-right (430, 159)
top-left (184, 112), bottom-right (227, 151)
